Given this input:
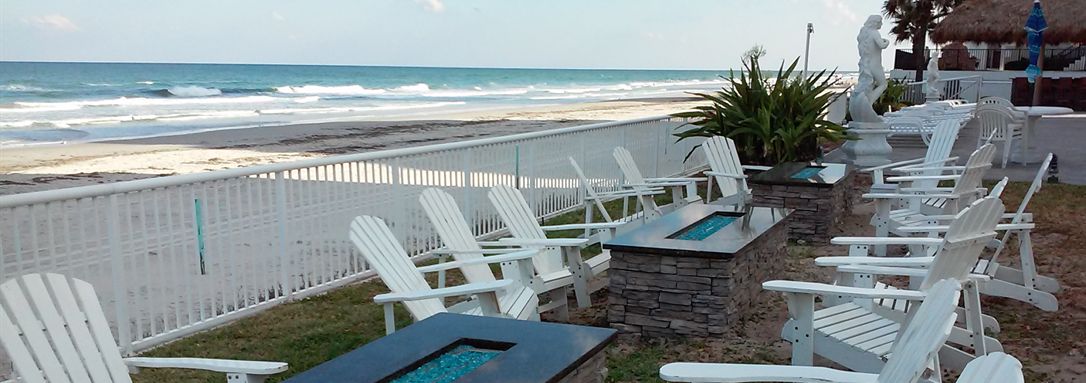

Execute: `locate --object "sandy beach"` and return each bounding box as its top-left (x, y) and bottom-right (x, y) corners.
top-left (0, 97), bottom-right (706, 196)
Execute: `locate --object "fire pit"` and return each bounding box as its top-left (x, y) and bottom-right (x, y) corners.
top-left (749, 162), bottom-right (856, 244)
top-left (603, 204), bottom-right (790, 338)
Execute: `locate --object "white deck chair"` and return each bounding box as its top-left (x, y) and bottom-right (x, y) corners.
top-left (613, 146), bottom-right (706, 212)
top-left (700, 136), bottom-right (771, 211)
top-left (764, 197), bottom-right (1006, 373)
top-left (568, 157), bottom-right (664, 234)
top-left (893, 154), bottom-right (1059, 311)
top-left (661, 279), bottom-right (967, 383)
top-left (0, 273), bottom-right (288, 383)
top-left (348, 215), bottom-right (540, 334)
top-left (488, 185), bottom-right (620, 308)
top-left (420, 188), bottom-right (574, 319)
top-left (867, 144), bottom-right (996, 256)
top-left (862, 119), bottom-right (962, 191)
top-left (974, 104), bottom-right (1024, 168)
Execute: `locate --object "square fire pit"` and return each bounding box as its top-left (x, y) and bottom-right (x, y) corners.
top-left (602, 204), bottom-right (790, 338)
top-left (749, 162), bottom-right (855, 245)
top-left (283, 313), bottom-right (616, 383)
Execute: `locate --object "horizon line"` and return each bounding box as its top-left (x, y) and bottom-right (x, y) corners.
top-left (0, 59), bottom-right (748, 72)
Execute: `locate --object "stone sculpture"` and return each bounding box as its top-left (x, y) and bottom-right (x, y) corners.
top-left (925, 56), bottom-right (941, 100)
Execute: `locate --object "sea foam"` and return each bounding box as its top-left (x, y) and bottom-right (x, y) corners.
top-left (167, 86), bottom-right (223, 97)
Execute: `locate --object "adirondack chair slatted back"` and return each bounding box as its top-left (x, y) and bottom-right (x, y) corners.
top-left (568, 157), bottom-right (614, 222)
top-left (487, 185), bottom-right (566, 274)
top-left (348, 216), bottom-right (447, 320)
top-left (419, 188), bottom-right (497, 285)
top-left (702, 136), bottom-right (746, 202)
top-left (921, 197), bottom-right (1005, 290)
top-left (990, 154), bottom-right (1053, 264)
top-left (988, 178), bottom-right (1010, 200)
top-left (612, 146), bottom-right (647, 185)
top-left (957, 353), bottom-right (1025, 383)
top-left (975, 105), bottom-right (1017, 143)
top-left (913, 120), bottom-right (963, 190)
top-left (878, 279), bottom-right (962, 383)
top-left (0, 273), bottom-right (132, 383)
top-left (942, 144), bottom-right (996, 211)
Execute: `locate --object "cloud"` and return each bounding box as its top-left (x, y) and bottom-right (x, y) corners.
top-left (23, 14), bottom-right (79, 32)
top-left (417, 0), bottom-right (445, 13)
top-left (272, 11), bottom-right (285, 21)
top-left (821, 0), bottom-right (859, 24)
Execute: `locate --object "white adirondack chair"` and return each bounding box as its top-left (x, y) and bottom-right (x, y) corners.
top-left (613, 146), bottom-right (705, 214)
top-left (661, 279), bottom-right (969, 383)
top-left (348, 215), bottom-right (540, 334)
top-left (764, 197), bottom-right (1006, 373)
top-left (700, 136), bottom-right (771, 211)
top-left (867, 144), bottom-right (997, 256)
top-left (0, 273), bottom-right (288, 383)
top-left (419, 188), bottom-right (574, 319)
top-left (488, 185), bottom-right (618, 308)
top-left (862, 119), bottom-right (962, 190)
top-left (893, 154), bottom-right (1060, 311)
top-left (974, 104), bottom-right (1024, 168)
top-left (568, 157), bottom-right (664, 233)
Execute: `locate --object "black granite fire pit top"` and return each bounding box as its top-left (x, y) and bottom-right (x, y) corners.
top-left (282, 313), bottom-right (616, 383)
top-left (602, 204), bottom-right (790, 259)
top-left (749, 162), bottom-right (853, 188)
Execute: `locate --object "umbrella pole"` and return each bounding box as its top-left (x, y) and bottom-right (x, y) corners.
top-left (1032, 45), bottom-right (1045, 106)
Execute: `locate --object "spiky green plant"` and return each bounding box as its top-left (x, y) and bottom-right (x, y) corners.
top-left (672, 51), bottom-right (850, 165)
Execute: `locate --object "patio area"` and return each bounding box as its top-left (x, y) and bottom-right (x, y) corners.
top-left (123, 179), bottom-right (1086, 382)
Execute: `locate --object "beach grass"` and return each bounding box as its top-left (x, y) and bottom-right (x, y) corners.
top-left (130, 182), bottom-right (1084, 383)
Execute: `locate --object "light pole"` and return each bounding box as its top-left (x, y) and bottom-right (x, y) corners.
top-left (802, 23), bottom-right (814, 80)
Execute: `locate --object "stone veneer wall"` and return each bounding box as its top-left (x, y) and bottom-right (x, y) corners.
top-left (606, 221), bottom-right (788, 338)
top-left (557, 348), bottom-right (608, 383)
top-left (751, 172), bottom-right (856, 245)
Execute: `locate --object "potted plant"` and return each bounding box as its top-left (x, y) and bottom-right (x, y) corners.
top-left (673, 48), bottom-right (851, 165)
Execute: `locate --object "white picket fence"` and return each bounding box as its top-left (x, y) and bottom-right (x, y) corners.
top-left (0, 115), bottom-right (707, 357)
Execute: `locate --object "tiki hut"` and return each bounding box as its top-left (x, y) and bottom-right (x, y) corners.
top-left (932, 0), bottom-right (1086, 44)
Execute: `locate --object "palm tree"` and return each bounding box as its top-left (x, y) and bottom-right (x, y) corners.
top-left (883, 0), bottom-right (962, 81)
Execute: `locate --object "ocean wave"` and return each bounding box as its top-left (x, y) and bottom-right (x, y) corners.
top-left (12, 95), bottom-right (279, 112)
top-left (136, 81), bottom-right (155, 85)
top-left (276, 85), bottom-right (387, 96)
top-left (166, 86), bottom-right (223, 97)
top-left (2, 84), bottom-right (57, 93)
top-left (83, 83), bottom-right (118, 87)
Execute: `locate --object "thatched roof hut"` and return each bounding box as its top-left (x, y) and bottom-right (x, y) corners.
top-left (931, 0), bottom-right (1086, 44)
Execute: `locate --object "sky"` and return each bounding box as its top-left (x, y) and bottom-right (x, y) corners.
top-left (0, 0), bottom-right (910, 71)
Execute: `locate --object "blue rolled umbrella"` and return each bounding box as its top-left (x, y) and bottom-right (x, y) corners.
top-left (1024, 0), bottom-right (1047, 84)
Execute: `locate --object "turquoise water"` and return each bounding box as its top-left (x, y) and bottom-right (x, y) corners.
top-left (672, 215), bottom-right (738, 241)
top-left (0, 62), bottom-right (729, 145)
top-left (790, 167), bottom-right (824, 179)
top-left (392, 345), bottom-right (502, 383)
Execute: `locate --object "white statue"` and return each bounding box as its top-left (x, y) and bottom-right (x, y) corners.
top-left (848, 72), bottom-right (882, 123)
top-left (924, 56), bottom-right (941, 99)
top-left (856, 15), bottom-right (890, 106)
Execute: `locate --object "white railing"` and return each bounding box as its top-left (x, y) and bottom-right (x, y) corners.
top-left (901, 75), bottom-right (984, 104)
top-left (0, 116), bottom-right (707, 357)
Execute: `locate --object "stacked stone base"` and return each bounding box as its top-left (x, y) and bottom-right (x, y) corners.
top-left (606, 223), bottom-right (787, 338)
top-left (556, 349), bottom-right (608, 383)
top-left (752, 173), bottom-right (856, 245)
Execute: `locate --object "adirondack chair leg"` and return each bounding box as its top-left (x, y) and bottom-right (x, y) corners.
top-left (872, 200), bottom-right (891, 257)
top-left (683, 182), bottom-right (698, 204)
top-left (228, 373), bottom-right (272, 383)
top-left (978, 278), bottom-right (1059, 312)
top-left (383, 303), bottom-right (396, 335)
top-left (548, 288), bottom-right (570, 322)
top-left (962, 281), bottom-right (988, 356)
top-left (476, 291), bottom-right (502, 317)
top-left (783, 292), bottom-right (815, 366)
top-left (562, 246), bottom-right (592, 308)
top-left (670, 187), bottom-right (685, 207)
top-left (706, 175), bottom-right (715, 204)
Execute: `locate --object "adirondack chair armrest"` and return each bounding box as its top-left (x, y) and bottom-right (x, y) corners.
top-left (762, 280), bottom-right (928, 301)
top-left (625, 181), bottom-right (693, 188)
top-left (124, 357), bottom-right (288, 376)
top-left (920, 213), bottom-right (1028, 221)
top-left (830, 237), bottom-right (944, 246)
top-left (704, 171), bottom-right (747, 179)
top-left (741, 165), bottom-right (772, 171)
top-left (644, 177), bottom-right (707, 182)
top-left (886, 174), bottom-right (960, 182)
top-left (373, 280), bottom-right (513, 303)
top-left (894, 165), bottom-right (966, 173)
top-left (541, 222), bottom-right (625, 231)
top-left (898, 187), bottom-right (955, 193)
top-left (497, 237), bottom-right (589, 247)
top-left (862, 157), bottom-right (925, 172)
top-left (416, 250), bottom-right (540, 273)
top-left (589, 189), bottom-right (665, 199)
top-left (862, 193), bottom-right (958, 200)
top-left (836, 265), bottom-right (929, 278)
top-left (896, 223), bottom-right (1035, 233)
top-left (659, 362), bottom-right (880, 383)
top-left (429, 248), bottom-right (524, 256)
top-left (814, 256), bottom-right (935, 267)
top-left (891, 157), bottom-right (960, 171)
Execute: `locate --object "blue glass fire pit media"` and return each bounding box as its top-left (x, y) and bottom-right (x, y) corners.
top-left (391, 345), bottom-right (503, 383)
top-left (790, 166), bottom-right (825, 180)
top-left (669, 214), bottom-right (738, 241)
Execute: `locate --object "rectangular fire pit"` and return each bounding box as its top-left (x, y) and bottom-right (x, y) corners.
top-left (283, 313), bottom-right (616, 383)
top-left (749, 162), bottom-right (855, 245)
top-left (602, 204), bottom-right (790, 338)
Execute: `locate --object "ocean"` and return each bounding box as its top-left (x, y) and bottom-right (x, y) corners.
top-left (0, 62), bottom-right (731, 146)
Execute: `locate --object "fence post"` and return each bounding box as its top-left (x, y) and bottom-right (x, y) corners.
top-left (274, 171), bottom-right (292, 300)
top-left (106, 194), bottom-right (133, 354)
